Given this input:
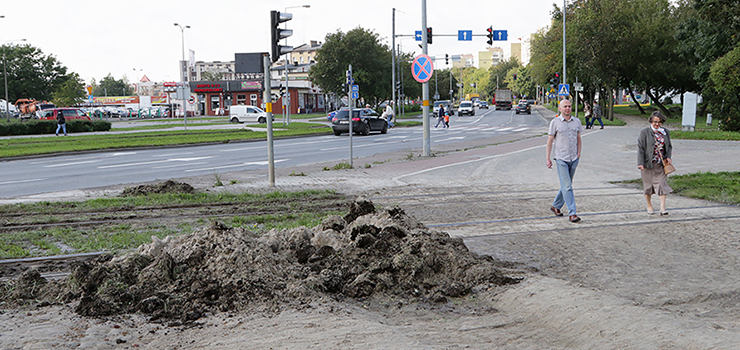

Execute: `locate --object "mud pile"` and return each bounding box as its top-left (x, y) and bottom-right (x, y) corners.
top-left (1, 197), bottom-right (519, 322)
top-left (119, 179), bottom-right (195, 197)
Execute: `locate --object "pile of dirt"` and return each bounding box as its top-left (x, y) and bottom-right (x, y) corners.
top-left (119, 179), bottom-right (195, 197)
top-left (0, 197), bottom-right (519, 323)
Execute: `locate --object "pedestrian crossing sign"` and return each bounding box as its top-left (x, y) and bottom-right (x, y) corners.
top-left (558, 84), bottom-right (570, 96)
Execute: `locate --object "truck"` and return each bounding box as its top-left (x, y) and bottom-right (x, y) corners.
top-left (494, 89), bottom-right (512, 110)
top-left (15, 99), bottom-right (56, 120)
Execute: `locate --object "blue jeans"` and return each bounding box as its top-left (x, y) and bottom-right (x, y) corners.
top-left (588, 117), bottom-right (603, 128)
top-left (56, 124), bottom-right (67, 135)
top-left (553, 158), bottom-right (579, 216)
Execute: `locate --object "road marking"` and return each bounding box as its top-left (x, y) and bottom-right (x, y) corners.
top-left (153, 162), bottom-right (209, 169)
top-left (184, 159), bottom-right (288, 172)
top-left (437, 137), bottom-right (466, 142)
top-left (98, 156), bottom-right (213, 169)
top-left (0, 178), bottom-right (43, 185)
top-left (44, 160), bottom-right (97, 168)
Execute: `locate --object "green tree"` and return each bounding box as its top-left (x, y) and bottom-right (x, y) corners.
top-left (485, 58), bottom-right (522, 98)
top-left (92, 74), bottom-right (133, 97)
top-left (0, 43), bottom-right (69, 103)
top-left (708, 44), bottom-right (740, 131)
top-left (309, 27), bottom-right (392, 106)
top-left (52, 73), bottom-right (86, 107)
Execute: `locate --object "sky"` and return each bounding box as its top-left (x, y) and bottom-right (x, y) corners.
top-left (1, 0), bottom-right (558, 86)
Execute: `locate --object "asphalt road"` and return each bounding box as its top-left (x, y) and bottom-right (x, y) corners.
top-left (0, 107), bottom-right (548, 198)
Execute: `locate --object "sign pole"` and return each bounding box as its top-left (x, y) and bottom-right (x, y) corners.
top-left (264, 54), bottom-right (275, 187)
top-left (348, 64), bottom-right (353, 168)
top-left (421, 0), bottom-right (430, 157)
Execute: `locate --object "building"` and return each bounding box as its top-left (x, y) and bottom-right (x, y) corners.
top-left (452, 54), bottom-right (475, 69)
top-left (478, 47), bottom-right (505, 69)
top-left (510, 43), bottom-right (522, 64)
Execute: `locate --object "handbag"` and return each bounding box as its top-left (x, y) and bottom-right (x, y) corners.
top-left (660, 153), bottom-right (676, 175)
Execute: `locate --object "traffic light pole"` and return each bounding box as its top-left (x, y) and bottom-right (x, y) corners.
top-left (421, 0), bottom-right (430, 157)
top-left (264, 54), bottom-right (275, 187)
top-left (392, 8), bottom-right (397, 123)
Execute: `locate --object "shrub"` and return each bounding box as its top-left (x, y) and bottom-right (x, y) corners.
top-left (92, 120), bottom-right (112, 131)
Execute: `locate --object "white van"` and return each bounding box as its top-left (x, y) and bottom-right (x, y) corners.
top-left (229, 105), bottom-right (270, 124)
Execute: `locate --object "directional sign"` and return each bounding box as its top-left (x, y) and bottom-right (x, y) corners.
top-left (458, 30), bottom-right (472, 41)
top-left (493, 30), bottom-right (508, 41)
top-left (351, 92), bottom-right (359, 99)
top-left (351, 85), bottom-right (359, 93)
top-left (411, 54), bottom-right (434, 83)
top-left (558, 84), bottom-right (570, 96)
top-left (415, 30), bottom-right (422, 41)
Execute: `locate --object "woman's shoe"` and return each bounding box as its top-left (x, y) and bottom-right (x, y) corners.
top-left (647, 209), bottom-right (655, 215)
top-left (660, 211), bottom-right (669, 216)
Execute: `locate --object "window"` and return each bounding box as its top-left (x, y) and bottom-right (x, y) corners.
top-left (211, 96), bottom-right (220, 111)
top-left (237, 94), bottom-right (246, 105)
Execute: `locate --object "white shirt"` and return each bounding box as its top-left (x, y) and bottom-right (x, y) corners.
top-left (548, 115), bottom-right (582, 162)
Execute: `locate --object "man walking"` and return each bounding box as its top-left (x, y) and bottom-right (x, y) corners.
top-left (546, 99), bottom-right (582, 222)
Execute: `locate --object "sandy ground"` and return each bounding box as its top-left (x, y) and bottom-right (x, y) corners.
top-left (3, 109), bottom-right (740, 349)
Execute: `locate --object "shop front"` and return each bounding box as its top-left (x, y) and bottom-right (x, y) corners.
top-left (190, 80), bottom-right (265, 116)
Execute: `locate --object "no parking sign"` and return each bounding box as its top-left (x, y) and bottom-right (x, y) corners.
top-left (412, 54), bottom-right (434, 83)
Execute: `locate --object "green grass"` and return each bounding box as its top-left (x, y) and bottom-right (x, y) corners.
top-left (668, 172), bottom-right (740, 204)
top-left (0, 123), bottom-right (331, 159)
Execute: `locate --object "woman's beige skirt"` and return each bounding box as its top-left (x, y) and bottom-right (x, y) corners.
top-left (641, 163), bottom-right (673, 195)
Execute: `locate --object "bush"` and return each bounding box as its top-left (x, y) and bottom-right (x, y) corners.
top-left (92, 120), bottom-right (112, 131)
top-left (27, 121), bottom-right (56, 134)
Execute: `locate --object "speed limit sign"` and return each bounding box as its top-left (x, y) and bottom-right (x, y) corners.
top-left (188, 96), bottom-right (195, 104)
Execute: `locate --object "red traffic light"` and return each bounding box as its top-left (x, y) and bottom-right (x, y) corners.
top-left (487, 26), bottom-right (493, 34)
top-left (555, 72), bottom-right (560, 78)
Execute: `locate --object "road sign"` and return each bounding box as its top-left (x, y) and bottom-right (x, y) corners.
top-left (573, 82), bottom-right (583, 91)
top-left (493, 30), bottom-right (508, 41)
top-left (458, 30), bottom-right (472, 41)
top-left (351, 92), bottom-right (359, 99)
top-left (558, 84), bottom-right (570, 96)
top-left (548, 93), bottom-right (556, 99)
top-left (415, 31), bottom-right (422, 41)
top-left (411, 54), bottom-right (434, 83)
top-left (351, 85), bottom-right (359, 93)
top-left (188, 96), bottom-right (195, 104)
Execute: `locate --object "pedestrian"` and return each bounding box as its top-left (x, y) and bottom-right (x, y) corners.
top-left (546, 99), bottom-right (582, 222)
top-left (435, 104), bottom-right (446, 128)
top-left (382, 103), bottom-right (394, 128)
top-left (584, 102), bottom-right (592, 129)
top-left (637, 111), bottom-right (673, 215)
top-left (444, 109), bottom-right (450, 128)
top-left (56, 110), bottom-right (67, 136)
top-left (588, 100), bottom-right (604, 129)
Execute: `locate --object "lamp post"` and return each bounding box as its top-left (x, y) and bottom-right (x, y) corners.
top-left (174, 23), bottom-right (190, 120)
top-left (4, 38), bottom-right (26, 122)
top-left (133, 68), bottom-right (143, 117)
top-left (283, 5), bottom-right (309, 125)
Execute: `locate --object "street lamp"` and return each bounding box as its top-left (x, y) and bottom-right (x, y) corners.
top-left (133, 68), bottom-right (143, 116)
top-left (283, 5), bottom-right (309, 125)
top-left (4, 38), bottom-right (26, 122)
top-left (174, 23), bottom-right (190, 120)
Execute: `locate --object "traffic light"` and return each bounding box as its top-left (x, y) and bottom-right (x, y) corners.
top-left (279, 84), bottom-right (285, 96)
top-left (486, 26), bottom-right (493, 46)
top-left (426, 27), bottom-right (433, 44)
top-left (270, 10), bottom-right (294, 63)
top-left (513, 74), bottom-right (517, 80)
top-left (554, 72), bottom-right (560, 86)
top-left (395, 81), bottom-right (402, 91)
top-left (445, 54), bottom-right (449, 65)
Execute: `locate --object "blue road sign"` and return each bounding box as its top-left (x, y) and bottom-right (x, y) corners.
top-left (548, 93), bottom-right (556, 99)
top-left (558, 84), bottom-right (570, 96)
top-left (493, 30), bottom-right (508, 41)
top-left (415, 31), bottom-right (422, 41)
top-left (458, 30), bottom-right (472, 41)
top-left (351, 85), bottom-right (359, 93)
top-left (351, 92), bottom-right (359, 99)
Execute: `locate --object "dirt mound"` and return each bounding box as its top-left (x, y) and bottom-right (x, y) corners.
top-left (0, 197), bottom-right (519, 323)
top-left (120, 180), bottom-right (195, 197)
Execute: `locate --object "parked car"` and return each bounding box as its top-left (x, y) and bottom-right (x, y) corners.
top-left (327, 110), bottom-right (338, 121)
top-left (457, 101), bottom-right (475, 116)
top-left (331, 108), bottom-right (388, 136)
top-left (479, 101), bottom-right (489, 109)
top-left (37, 108), bottom-right (92, 121)
top-left (515, 101), bottom-right (531, 114)
top-left (229, 105), bottom-right (270, 123)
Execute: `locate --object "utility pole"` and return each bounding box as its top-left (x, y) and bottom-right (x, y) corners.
top-left (392, 8), bottom-right (397, 123)
top-left (263, 54), bottom-right (275, 187)
top-left (421, 0), bottom-right (430, 157)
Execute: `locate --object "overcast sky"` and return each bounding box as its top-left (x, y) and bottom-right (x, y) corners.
top-left (2, 0), bottom-right (558, 85)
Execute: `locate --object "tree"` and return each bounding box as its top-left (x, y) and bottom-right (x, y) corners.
top-left (485, 58), bottom-right (521, 98)
top-left (91, 74), bottom-right (133, 97)
top-left (200, 68), bottom-right (224, 82)
top-left (309, 27), bottom-right (392, 106)
top-left (0, 43), bottom-right (69, 103)
top-left (708, 44), bottom-right (740, 131)
top-left (52, 73), bottom-right (86, 107)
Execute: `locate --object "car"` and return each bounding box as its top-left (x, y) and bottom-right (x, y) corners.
top-left (479, 101), bottom-right (489, 109)
top-left (433, 100), bottom-right (451, 115)
top-left (527, 99), bottom-right (536, 106)
top-left (473, 100), bottom-right (481, 107)
top-left (229, 105), bottom-right (270, 123)
top-left (331, 108), bottom-right (388, 136)
top-left (37, 108), bottom-right (92, 121)
top-left (457, 101), bottom-right (475, 116)
top-left (515, 102), bottom-right (531, 114)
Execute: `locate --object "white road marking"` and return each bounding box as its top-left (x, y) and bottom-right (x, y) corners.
top-left (98, 156), bottom-right (213, 169)
top-left (185, 159), bottom-right (289, 172)
top-left (44, 160), bottom-right (97, 168)
top-left (0, 178), bottom-right (43, 185)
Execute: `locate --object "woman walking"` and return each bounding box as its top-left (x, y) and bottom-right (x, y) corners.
top-left (637, 111), bottom-right (673, 215)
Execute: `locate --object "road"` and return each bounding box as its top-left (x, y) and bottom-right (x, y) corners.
top-left (0, 107), bottom-right (547, 198)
